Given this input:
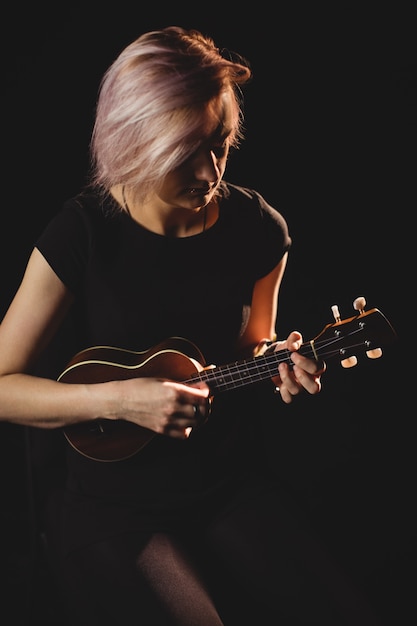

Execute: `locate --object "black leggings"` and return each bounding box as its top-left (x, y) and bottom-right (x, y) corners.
top-left (60, 488), bottom-right (382, 626)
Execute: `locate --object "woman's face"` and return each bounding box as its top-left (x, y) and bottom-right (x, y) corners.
top-left (156, 91), bottom-right (235, 210)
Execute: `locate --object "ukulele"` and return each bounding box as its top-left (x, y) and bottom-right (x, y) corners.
top-left (60, 297), bottom-right (397, 462)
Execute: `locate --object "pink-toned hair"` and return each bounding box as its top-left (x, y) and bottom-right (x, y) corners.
top-left (90, 26), bottom-right (252, 205)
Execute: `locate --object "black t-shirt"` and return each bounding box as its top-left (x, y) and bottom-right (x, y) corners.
top-left (35, 181), bottom-right (291, 552)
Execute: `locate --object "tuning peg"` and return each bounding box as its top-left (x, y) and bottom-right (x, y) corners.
top-left (331, 304), bottom-right (341, 322)
top-left (366, 347), bottom-right (383, 359)
top-left (353, 296), bottom-right (366, 313)
top-left (331, 303), bottom-right (358, 367)
top-left (341, 356), bottom-right (358, 368)
top-left (353, 296), bottom-right (383, 359)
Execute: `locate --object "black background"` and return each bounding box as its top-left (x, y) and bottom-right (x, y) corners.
top-left (1, 4), bottom-right (415, 624)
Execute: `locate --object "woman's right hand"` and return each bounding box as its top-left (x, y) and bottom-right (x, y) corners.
top-left (110, 377), bottom-right (211, 439)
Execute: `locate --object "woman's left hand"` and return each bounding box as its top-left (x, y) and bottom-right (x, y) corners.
top-left (271, 331), bottom-right (326, 404)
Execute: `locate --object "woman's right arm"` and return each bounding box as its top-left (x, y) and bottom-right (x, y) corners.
top-left (0, 248), bottom-right (208, 435)
top-left (0, 247), bottom-right (103, 427)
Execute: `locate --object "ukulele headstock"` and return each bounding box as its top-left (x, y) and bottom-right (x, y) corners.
top-left (311, 296), bottom-right (397, 367)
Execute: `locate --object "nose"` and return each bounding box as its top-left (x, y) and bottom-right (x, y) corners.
top-left (192, 148), bottom-right (220, 184)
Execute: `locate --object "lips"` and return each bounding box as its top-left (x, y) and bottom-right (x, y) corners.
top-left (186, 185), bottom-right (213, 195)
top-left (187, 187), bottom-right (211, 194)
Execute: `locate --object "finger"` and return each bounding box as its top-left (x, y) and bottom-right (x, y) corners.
top-left (185, 400), bottom-right (209, 438)
top-left (192, 398), bottom-right (211, 424)
top-left (278, 362), bottom-right (298, 389)
top-left (292, 366), bottom-right (322, 395)
top-left (276, 383), bottom-right (295, 404)
top-left (286, 331), bottom-right (303, 351)
top-left (291, 351), bottom-right (326, 375)
top-left (166, 413), bottom-right (196, 439)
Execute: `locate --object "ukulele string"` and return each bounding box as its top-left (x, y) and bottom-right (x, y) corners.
top-left (185, 329), bottom-right (367, 392)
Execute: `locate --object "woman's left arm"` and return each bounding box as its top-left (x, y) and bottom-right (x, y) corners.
top-left (238, 253), bottom-right (325, 404)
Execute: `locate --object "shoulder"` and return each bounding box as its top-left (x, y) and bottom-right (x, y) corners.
top-left (220, 181), bottom-right (291, 244)
top-left (38, 191), bottom-right (123, 245)
top-left (62, 191), bottom-right (121, 227)
top-left (221, 181), bottom-right (285, 220)
top-left (35, 191), bottom-right (123, 291)
top-left (220, 181), bottom-right (267, 204)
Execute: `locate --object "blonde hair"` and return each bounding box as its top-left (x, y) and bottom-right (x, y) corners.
top-left (90, 26), bottom-right (252, 205)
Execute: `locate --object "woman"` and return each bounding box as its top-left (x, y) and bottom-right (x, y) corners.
top-left (0, 26), bottom-right (379, 625)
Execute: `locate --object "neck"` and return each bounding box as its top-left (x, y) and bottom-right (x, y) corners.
top-left (120, 186), bottom-right (210, 237)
